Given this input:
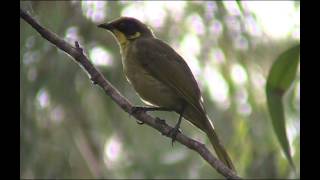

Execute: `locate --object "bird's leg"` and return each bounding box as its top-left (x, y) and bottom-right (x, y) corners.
top-left (130, 106), bottom-right (174, 125)
top-left (168, 105), bottom-right (186, 146)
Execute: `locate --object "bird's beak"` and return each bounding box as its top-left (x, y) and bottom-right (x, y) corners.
top-left (97, 23), bottom-right (113, 30)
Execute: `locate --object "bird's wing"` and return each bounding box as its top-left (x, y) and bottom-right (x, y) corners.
top-left (134, 38), bottom-right (206, 116)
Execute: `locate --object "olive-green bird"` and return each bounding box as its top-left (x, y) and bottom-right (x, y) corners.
top-left (98, 17), bottom-right (235, 171)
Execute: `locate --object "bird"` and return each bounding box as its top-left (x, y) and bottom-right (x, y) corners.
top-left (98, 17), bottom-right (235, 171)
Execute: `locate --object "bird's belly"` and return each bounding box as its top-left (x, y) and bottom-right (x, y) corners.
top-left (125, 66), bottom-right (180, 108)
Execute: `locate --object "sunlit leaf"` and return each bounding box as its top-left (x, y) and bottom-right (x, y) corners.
top-left (266, 44), bottom-right (300, 170)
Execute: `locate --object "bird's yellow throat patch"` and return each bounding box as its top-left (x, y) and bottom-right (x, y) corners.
top-left (112, 30), bottom-right (127, 45)
top-left (112, 30), bottom-right (141, 55)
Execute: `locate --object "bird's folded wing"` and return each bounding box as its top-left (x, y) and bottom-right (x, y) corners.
top-left (134, 38), bottom-right (206, 116)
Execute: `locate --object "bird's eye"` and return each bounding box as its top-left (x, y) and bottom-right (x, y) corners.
top-left (117, 21), bottom-right (137, 36)
top-left (118, 22), bottom-right (126, 30)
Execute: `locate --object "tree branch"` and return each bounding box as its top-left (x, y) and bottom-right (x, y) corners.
top-left (20, 8), bottom-right (241, 179)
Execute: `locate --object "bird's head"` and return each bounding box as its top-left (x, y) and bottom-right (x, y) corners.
top-left (98, 17), bottom-right (154, 44)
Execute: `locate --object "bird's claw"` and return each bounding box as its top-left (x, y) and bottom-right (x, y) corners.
top-left (130, 106), bottom-right (146, 116)
top-left (155, 117), bottom-right (166, 125)
top-left (168, 127), bottom-right (181, 146)
top-left (130, 107), bottom-right (147, 125)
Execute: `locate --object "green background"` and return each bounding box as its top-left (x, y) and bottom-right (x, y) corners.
top-left (20, 1), bottom-right (300, 179)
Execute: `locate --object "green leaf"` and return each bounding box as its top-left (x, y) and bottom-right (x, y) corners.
top-left (266, 44), bottom-right (300, 170)
top-left (236, 0), bottom-right (245, 16)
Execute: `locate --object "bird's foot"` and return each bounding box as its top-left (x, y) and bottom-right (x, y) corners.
top-left (130, 106), bottom-right (149, 116)
top-left (130, 107), bottom-right (147, 125)
top-left (168, 126), bottom-right (181, 146)
top-left (155, 117), bottom-right (166, 125)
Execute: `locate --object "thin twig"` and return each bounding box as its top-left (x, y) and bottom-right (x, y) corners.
top-left (20, 8), bottom-right (241, 179)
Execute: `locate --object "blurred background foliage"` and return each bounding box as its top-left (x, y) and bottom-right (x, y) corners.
top-left (20, 1), bottom-right (300, 179)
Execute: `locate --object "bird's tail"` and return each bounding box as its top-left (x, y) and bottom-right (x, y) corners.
top-left (183, 106), bottom-right (236, 171)
top-left (205, 118), bottom-right (236, 172)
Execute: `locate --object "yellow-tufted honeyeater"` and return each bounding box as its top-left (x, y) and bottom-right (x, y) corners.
top-left (98, 17), bottom-right (235, 171)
